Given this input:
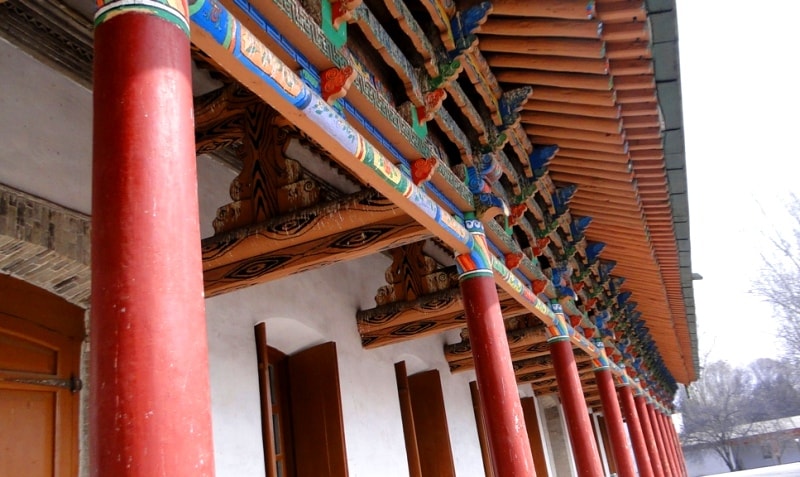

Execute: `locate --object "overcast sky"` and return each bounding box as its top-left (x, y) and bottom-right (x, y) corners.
top-left (675, 0), bottom-right (800, 368)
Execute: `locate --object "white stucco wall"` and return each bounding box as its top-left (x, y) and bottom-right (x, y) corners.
top-left (0, 39), bottom-right (92, 215)
top-left (204, 254), bottom-right (491, 477)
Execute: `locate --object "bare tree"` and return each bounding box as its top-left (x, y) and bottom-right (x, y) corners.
top-left (753, 195), bottom-right (800, 365)
top-left (679, 361), bottom-right (754, 471)
top-left (747, 358), bottom-right (800, 422)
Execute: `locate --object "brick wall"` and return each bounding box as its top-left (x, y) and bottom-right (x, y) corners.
top-left (0, 184), bottom-right (90, 307)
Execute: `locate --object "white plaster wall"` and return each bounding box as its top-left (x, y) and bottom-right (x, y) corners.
top-left (198, 158), bottom-right (486, 477)
top-left (542, 399), bottom-right (575, 477)
top-left (204, 254), bottom-right (489, 477)
top-left (0, 38), bottom-right (92, 214)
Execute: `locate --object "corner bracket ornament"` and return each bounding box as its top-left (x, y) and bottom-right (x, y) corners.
top-left (373, 241), bottom-right (458, 306)
top-left (529, 145), bottom-right (559, 178)
top-left (474, 193), bottom-right (509, 220)
top-left (321, 66), bottom-right (357, 104)
top-left (508, 204), bottom-right (527, 226)
top-left (411, 157), bottom-right (438, 185)
top-left (499, 86), bottom-right (533, 130)
top-left (504, 252), bottom-right (524, 270)
top-left (448, 2), bottom-right (492, 59)
top-left (398, 102), bottom-right (429, 139)
top-left (429, 59), bottom-right (463, 89)
top-left (416, 89), bottom-right (448, 122)
top-left (331, 0), bottom-right (362, 28)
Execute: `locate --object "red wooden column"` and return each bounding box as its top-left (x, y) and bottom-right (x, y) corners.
top-left (618, 385), bottom-right (654, 477)
top-left (653, 407), bottom-right (677, 477)
top-left (593, 347), bottom-right (637, 477)
top-left (634, 393), bottom-right (665, 477)
top-left (92, 2), bottom-right (215, 476)
top-left (646, 402), bottom-right (673, 477)
top-left (660, 410), bottom-right (684, 477)
top-left (668, 413), bottom-right (688, 476)
top-left (457, 218), bottom-right (536, 477)
top-left (547, 304), bottom-right (604, 476)
top-left (658, 410), bottom-right (678, 476)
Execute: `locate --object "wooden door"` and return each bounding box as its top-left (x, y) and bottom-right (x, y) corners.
top-left (287, 342), bottom-right (349, 477)
top-left (0, 276), bottom-right (82, 477)
top-left (407, 369), bottom-right (456, 477)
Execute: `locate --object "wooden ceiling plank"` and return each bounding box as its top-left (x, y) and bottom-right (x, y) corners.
top-left (595, 1), bottom-right (647, 23)
top-left (530, 87), bottom-right (617, 106)
top-left (497, 70), bottom-right (613, 91)
top-left (609, 59), bottom-right (654, 76)
top-left (524, 100), bottom-right (620, 119)
top-left (480, 18), bottom-right (602, 38)
top-left (524, 125), bottom-right (625, 144)
top-left (480, 37), bottom-right (606, 59)
top-left (602, 22), bottom-right (650, 42)
top-left (491, 0), bottom-right (597, 20)
top-left (613, 75), bottom-right (655, 91)
top-left (531, 136), bottom-right (628, 154)
top-left (522, 111), bottom-right (621, 133)
top-left (488, 54), bottom-right (609, 75)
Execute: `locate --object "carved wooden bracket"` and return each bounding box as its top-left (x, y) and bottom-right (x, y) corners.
top-left (504, 252), bottom-right (523, 270)
top-left (508, 204), bottom-right (527, 226)
top-left (331, 0), bottom-right (362, 29)
top-left (416, 89), bottom-right (447, 122)
top-left (321, 65), bottom-right (357, 104)
top-left (374, 242), bottom-right (458, 306)
top-left (411, 157), bottom-right (438, 185)
top-left (212, 103), bottom-right (321, 234)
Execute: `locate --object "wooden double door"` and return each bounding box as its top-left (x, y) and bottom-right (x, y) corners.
top-left (0, 275), bottom-right (83, 477)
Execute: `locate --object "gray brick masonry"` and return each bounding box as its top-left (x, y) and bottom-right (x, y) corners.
top-left (0, 184), bottom-right (90, 307)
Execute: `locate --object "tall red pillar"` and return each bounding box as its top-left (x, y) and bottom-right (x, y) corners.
top-left (458, 220), bottom-right (535, 476)
top-left (547, 305), bottom-right (603, 477)
top-left (634, 394), bottom-right (665, 477)
top-left (92, 2), bottom-right (215, 476)
top-left (595, 368), bottom-right (637, 477)
top-left (647, 403), bottom-right (673, 477)
top-left (618, 386), bottom-right (654, 477)
top-left (667, 413), bottom-right (688, 476)
top-left (653, 408), bottom-right (677, 477)
top-left (660, 411), bottom-right (684, 477)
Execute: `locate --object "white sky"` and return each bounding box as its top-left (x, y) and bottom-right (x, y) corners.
top-left (676, 1), bottom-right (800, 368)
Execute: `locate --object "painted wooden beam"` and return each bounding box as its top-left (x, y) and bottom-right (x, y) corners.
top-left (358, 291), bottom-right (531, 348)
top-left (202, 191), bottom-right (430, 296)
top-left (204, 214), bottom-right (427, 296)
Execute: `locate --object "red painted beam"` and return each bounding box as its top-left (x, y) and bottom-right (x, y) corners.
top-left (460, 274), bottom-right (537, 476)
top-left (92, 6), bottom-right (215, 476)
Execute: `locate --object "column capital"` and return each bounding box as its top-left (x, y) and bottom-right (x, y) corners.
top-left (546, 301), bottom-right (571, 343)
top-left (455, 216), bottom-right (493, 280)
top-left (95, 0), bottom-right (190, 37)
top-left (592, 339), bottom-right (610, 371)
